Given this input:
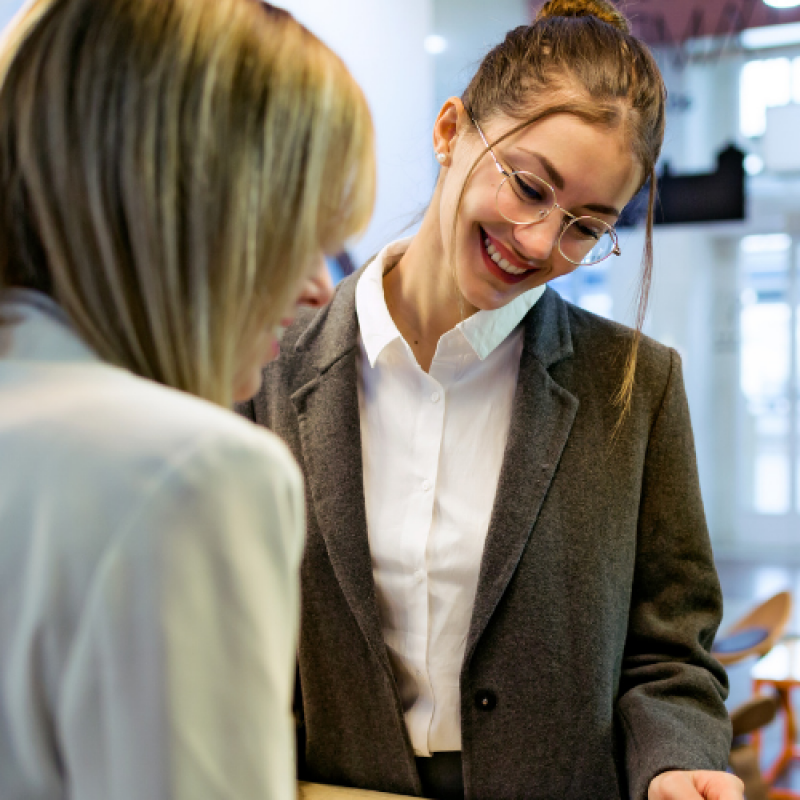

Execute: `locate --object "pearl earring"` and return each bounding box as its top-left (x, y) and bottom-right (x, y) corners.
top-left (436, 152), bottom-right (446, 163)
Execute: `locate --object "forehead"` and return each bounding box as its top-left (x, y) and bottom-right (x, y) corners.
top-left (480, 112), bottom-right (643, 205)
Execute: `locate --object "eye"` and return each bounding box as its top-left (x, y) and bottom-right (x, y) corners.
top-left (568, 219), bottom-right (608, 241)
top-left (512, 174), bottom-right (546, 203)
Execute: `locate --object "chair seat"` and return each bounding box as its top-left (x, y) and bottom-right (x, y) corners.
top-left (713, 626), bottom-right (770, 654)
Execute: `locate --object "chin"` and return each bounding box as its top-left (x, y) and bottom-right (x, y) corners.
top-left (458, 272), bottom-right (532, 313)
top-left (232, 370), bottom-right (264, 404)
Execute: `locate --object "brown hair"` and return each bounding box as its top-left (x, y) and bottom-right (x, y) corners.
top-left (0, 0), bottom-right (374, 407)
top-left (456, 0), bottom-right (666, 421)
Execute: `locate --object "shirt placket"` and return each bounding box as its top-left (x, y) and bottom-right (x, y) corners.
top-left (411, 337), bottom-right (464, 751)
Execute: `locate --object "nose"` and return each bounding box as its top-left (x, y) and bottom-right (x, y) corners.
top-left (297, 256), bottom-right (334, 308)
top-left (510, 213), bottom-right (563, 262)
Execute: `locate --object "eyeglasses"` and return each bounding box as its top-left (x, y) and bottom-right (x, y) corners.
top-left (470, 116), bottom-right (622, 267)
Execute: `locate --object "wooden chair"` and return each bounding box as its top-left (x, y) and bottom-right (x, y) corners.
top-left (712, 591), bottom-right (793, 667)
top-left (728, 694), bottom-right (780, 800)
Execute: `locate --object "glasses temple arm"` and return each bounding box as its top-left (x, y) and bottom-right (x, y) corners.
top-left (470, 113), bottom-right (507, 175)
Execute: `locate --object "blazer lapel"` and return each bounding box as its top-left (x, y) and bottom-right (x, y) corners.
top-left (289, 277), bottom-right (393, 677)
top-left (465, 288), bottom-right (579, 665)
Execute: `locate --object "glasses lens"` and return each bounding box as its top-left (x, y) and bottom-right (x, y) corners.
top-left (497, 172), bottom-right (555, 225)
top-left (560, 216), bottom-right (617, 266)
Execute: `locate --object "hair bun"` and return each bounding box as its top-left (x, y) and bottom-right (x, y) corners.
top-left (535, 0), bottom-right (630, 34)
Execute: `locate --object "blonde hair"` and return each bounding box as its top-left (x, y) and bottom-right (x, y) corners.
top-left (454, 0), bottom-right (665, 423)
top-left (0, 0), bottom-right (374, 406)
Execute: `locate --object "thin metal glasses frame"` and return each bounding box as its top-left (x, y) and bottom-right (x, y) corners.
top-left (469, 115), bottom-right (622, 266)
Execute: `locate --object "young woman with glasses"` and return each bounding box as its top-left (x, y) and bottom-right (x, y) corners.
top-left (240, 1), bottom-right (741, 798)
top-left (0, 0), bottom-right (373, 797)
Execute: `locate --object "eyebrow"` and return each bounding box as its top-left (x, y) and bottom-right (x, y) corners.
top-left (514, 148), bottom-right (622, 219)
top-left (516, 148), bottom-right (565, 191)
top-left (583, 202), bottom-right (622, 218)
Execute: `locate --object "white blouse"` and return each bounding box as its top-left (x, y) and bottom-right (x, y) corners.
top-left (0, 291), bottom-right (304, 800)
top-left (355, 238), bottom-right (544, 755)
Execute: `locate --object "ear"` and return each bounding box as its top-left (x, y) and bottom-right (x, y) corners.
top-left (433, 96), bottom-right (467, 164)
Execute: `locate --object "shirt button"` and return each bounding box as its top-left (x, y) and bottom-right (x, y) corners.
top-left (421, 479), bottom-right (432, 492)
top-left (430, 391), bottom-right (440, 403)
top-left (414, 569), bottom-right (425, 583)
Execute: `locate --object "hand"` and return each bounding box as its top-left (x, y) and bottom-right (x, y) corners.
top-left (648, 770), bottom-right (744, 800)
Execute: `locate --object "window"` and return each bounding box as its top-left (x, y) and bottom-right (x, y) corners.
top-left (738, 234), bottom-right (800, 529)
top-left (550, 262), bottom-right (613, 319)
top-left (741, 57), bottom-right (797, 138)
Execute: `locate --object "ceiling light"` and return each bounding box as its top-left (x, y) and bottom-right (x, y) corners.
top-left (424, 35), bottom-right (447, 55)
top-left (742, 21), bottom-right (800, 48)
top-left (744, 154), bottom-right (765, 175)
top-left (763, 0), bottom-right (800, 8)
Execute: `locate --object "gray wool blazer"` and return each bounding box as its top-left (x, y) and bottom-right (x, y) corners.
top-left (237, 274), bottom-right (732, 800)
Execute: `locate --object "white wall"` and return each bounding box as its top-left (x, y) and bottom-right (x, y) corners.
top-left (277, 0), bottom-right (436, 264)
top-left (432, 0), bottom-right (529, 111)
top-left (0, 0), bottom-right (23, 31)
top-left (0, 1), bottom-right (437, 265)
top-left (657, 50), bottom-right (744, 175)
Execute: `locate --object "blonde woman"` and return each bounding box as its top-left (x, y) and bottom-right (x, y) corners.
top-left (0, 1), bottom-right (373, 799)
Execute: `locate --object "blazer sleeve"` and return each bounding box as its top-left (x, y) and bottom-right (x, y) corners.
top-left (56, 429), bottom-right (304, 800)
top-left (616, 349), bottom-right (732, 800)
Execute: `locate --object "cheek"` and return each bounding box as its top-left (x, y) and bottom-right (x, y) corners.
top-left (451, 174), bottom-right (503, 238)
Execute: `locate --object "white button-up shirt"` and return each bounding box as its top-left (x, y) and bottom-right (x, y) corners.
top-left (355, 238), bottom-right (545, 755)
top-left (0, 291), bottom-right (304, 800)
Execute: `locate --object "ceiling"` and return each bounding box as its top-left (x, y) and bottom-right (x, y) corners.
top-left (529, 0), bottom-right (800, 46)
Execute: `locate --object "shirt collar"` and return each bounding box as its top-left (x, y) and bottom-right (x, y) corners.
top-left (457, 283), bottom-right (545, 360)
top-left (0, 288), bottom-right (100, 364)
top-left (355, 237), bottom-right (411, 367)
top-left (355, 236), bottom-right (547, 366)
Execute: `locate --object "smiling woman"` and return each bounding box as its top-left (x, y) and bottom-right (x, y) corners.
top-left (238, 1), bottom-right (742, 799)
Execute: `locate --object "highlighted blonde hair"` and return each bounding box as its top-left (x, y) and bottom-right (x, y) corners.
top-left (0, 0), bottom-right (374, 406)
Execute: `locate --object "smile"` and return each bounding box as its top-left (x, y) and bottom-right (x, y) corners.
top-left (480, 228), bottom-right (539, 284)
top-left (484, 238), bottom-right (529, 275)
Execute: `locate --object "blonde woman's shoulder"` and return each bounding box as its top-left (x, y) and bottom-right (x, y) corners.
top-left (0, 360), bottom-right (302, 532)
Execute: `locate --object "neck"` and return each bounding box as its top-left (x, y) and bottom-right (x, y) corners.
top-left (383, 206), bottom-right (476, 372)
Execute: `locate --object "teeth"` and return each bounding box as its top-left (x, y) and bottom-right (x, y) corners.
top-left (499, 258), bottom-right (526, 275)
top-left (483, 235), bottom-right (531, 276)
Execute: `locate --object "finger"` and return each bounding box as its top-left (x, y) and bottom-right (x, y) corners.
top-left (691, 770), bottom-right (745, 800)
top-left (649, 771), bottom-right (704, 800)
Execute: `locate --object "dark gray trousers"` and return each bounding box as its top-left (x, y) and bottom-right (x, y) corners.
top-left (415, 753), bottom-right (464, 800)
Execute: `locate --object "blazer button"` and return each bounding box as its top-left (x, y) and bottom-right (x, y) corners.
top-left (474, 690), bottom-right (497, 711)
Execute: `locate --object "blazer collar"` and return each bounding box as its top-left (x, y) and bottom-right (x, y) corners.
top-left (464, 287), bottom-right (579, 668)
top-left (289, 278), bottom-right (578, 677)
top-left (289, 270), bottom-right (393, 676)
top-left (521, 284), bottom-right (574, 369)
top-left (293, 274), bottom-right (572, 375)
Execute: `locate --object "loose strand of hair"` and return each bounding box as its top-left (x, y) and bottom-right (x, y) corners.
top-left (610, 169), bottom-right (657, 442)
